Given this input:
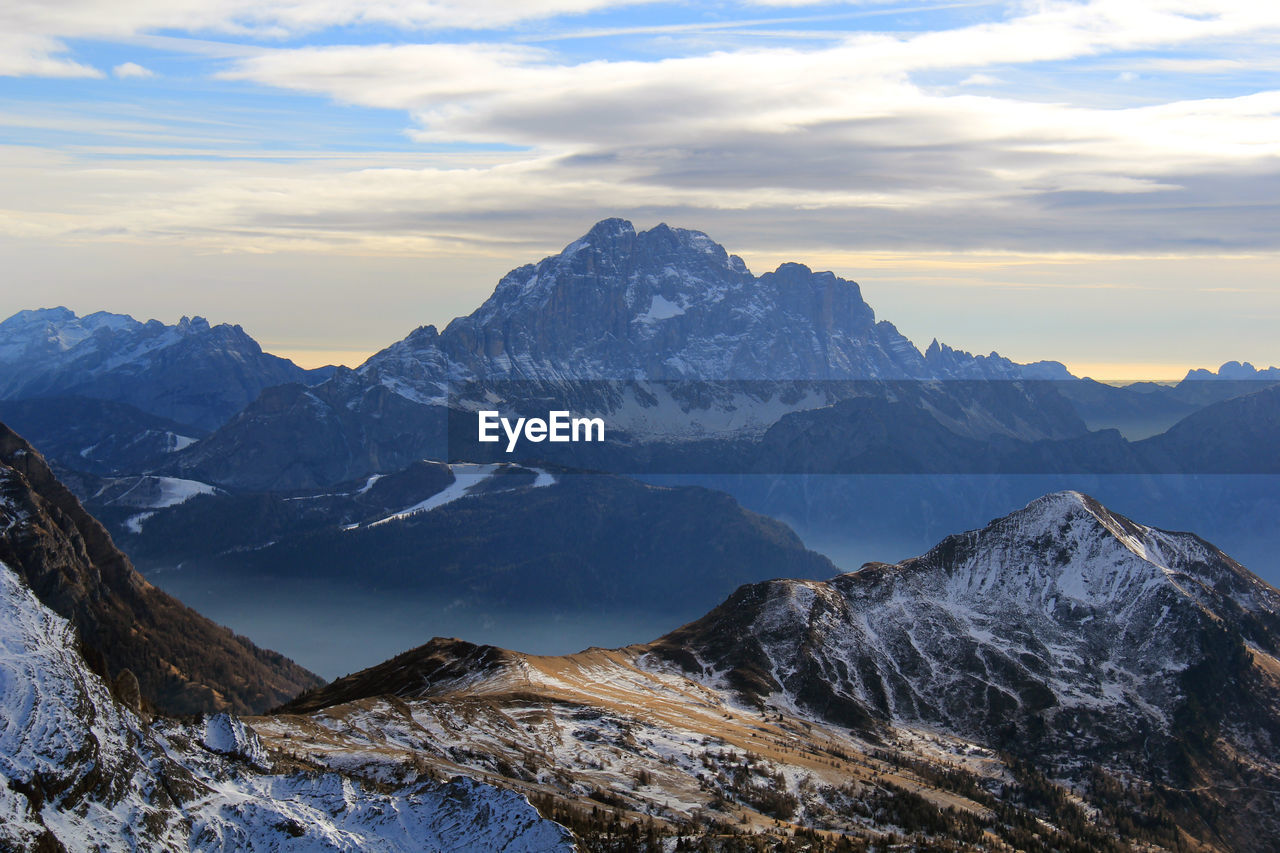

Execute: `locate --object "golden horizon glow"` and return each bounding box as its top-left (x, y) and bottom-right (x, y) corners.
top-left (1059, 362), bottom-right (1202, 384)
top-left (269, 345), bottom-right (1203, 385)
top-left (271, 348), bottom-right (377, 369)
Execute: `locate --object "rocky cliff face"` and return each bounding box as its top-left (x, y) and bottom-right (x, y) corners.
top-left (0, 307), bottom-right (321, 431)
top-left (371, 219), bottom-right (941, 387)
top-left (357, 218), bottom-right (1064, 393)
top-left (0, 420), bottom-right (322, 715)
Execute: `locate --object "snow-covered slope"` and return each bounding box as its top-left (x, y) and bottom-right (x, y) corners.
top-left (659, 491), bottom-right (1280, 786)
top-left (0, 558), bottom-right (576, 852)
top-left (364, 462), bottom-right (555, 527)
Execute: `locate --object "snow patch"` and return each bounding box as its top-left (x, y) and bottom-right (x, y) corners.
top-left (203, 712), bottom-right (270, 770)
top-left (636, 294), bottom-right (686, 324)
top-left (364, 463), bottom-right (556, 528)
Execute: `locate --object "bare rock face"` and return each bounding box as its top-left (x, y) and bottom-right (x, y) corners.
top-left (110, 669), bottom-right (142, 716)
top-left (0, 420), bottom-right (322, 715)
top-left (354, 219), bottom-right (1051, 389)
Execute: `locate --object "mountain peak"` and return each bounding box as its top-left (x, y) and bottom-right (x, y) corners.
top-left (0, 307), bottom-right (313, 430)
top-left (356, 219), bottom-right (1058, 388)
top-left (557, 217), bottom-right (637, 258)
top-left (586, 216), bottom-right (635, 239)
top-left (1018, 488), bottom-right (1093, 515)
top-left (960, 489), bottom-right (1158, 574)
top-left (178, 315), bottom-right (211, 332)
top-left (660, 491), bottom-right (1280, 804)
top-left (1182, 360), bottom-right (1280, 381)
top-left (917, 490), bottom-right (1279, 622)
top-left (0, 306), bottom-right (77, 327)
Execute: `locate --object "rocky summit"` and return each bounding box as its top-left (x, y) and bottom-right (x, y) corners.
top-left (351, 218), bottom-right (1053, 395)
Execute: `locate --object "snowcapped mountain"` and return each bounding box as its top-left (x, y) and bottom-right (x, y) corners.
top-left (367, 218), bottom-right (1025, 390)
top-left (270, 492), bottom-right (1280, 851)
top-left (174, 220), bottom-right (1087, 489)
top-left (0, 307), bottom-right (325, 431)
top-left (662, 491), bottom-right (1279, 741)
top-left (0, 420), bottom-right (321, 714)
top-left (0, 556), bottom-right (575, 852)
top-left (354, 219), bottom-right (1081, 416)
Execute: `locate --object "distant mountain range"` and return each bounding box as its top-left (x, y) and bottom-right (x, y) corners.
top-left (274, 492), bottom-right (1280, 851)
top-left (165, 217), bottom-right (1086, 489)
top-left (149, 219), bottom-right (1274, 489)
top-left (0, 307), bottom-right (331, 431)
top-left (1, 223), bottom-right (1275, 489)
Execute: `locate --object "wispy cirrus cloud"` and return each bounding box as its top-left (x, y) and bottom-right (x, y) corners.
top-left (0, 0), bottom-right (662, 79)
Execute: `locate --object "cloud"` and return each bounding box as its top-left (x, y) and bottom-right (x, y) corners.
top-left (214, 3), bottom-right (1280, 210)
top-left (112, 61), bottom-right (154, 78)
top-left (0, 33), bottom-right (102, 77)
top-left (0, 0), bottom-right (672, 80)
top-left (0, 1), bottom-right (664, 44)
top-left (2, 0), bottom-right (1279, 260)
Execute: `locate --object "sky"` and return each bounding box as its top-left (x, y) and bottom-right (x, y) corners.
top-left (1, 0), bottom-right (1277, 379)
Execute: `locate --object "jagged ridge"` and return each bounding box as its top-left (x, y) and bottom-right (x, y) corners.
top-left (0, 307), bottom-right (324, 430)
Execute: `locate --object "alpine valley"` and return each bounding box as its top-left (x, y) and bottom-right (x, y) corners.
top-left (2, 219), bottom-right (1280, 851)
